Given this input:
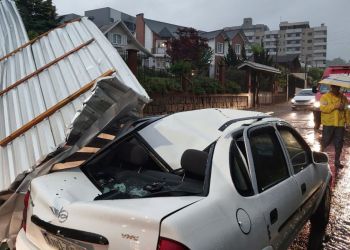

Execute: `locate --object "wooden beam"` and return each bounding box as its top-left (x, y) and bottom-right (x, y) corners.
top-left (52, 160), bottom-right (85, 171)
top-left (0, 69), bottom-right (116, 147)
top-left (0, 38), bottom-right (95, 97)
top-left (97, 133), bottom-right (115, 140)
top-left (0, 18), bottom-right (82, 63)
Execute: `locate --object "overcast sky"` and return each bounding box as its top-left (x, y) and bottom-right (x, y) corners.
top-left (52, 0), bottom-right (350, 61)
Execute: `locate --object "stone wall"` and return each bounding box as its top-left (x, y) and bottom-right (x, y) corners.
top-left (144, 94), bottom-right (250, 115)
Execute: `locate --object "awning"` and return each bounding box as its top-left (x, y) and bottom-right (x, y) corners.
top-left (238, 61), bottom-right (281, 74)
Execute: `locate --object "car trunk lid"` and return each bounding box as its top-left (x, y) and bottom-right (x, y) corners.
top-left (25, 168), bottom-right (202, 249)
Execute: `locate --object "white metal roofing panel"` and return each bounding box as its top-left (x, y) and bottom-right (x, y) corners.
top-left (0, 7), bottom-right (149, 191)
top-left (0, 0), bottom-right (28, 57)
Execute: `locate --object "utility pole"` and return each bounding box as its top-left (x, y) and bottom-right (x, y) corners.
top-left (304, 55), bottom-right (308, 88)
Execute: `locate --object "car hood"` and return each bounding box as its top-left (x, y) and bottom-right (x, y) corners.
top-left (26, 168), bottom-right (203, 249)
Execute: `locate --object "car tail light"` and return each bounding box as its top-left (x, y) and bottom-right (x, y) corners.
top-left (158, 237), bottom-right (189, 250)
top-left (22, 191), bottom-right (30, 231)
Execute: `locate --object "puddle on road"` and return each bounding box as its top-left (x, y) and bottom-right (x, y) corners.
top-left (286, 112), bottom-right (350, 250)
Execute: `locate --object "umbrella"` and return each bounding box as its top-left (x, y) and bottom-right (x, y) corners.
top-left (319, 74), bottom-right (350, 89)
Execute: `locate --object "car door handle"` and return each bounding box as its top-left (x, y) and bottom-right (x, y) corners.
top-left (270, 208), bottom-right (278, 225)
top-left (301, 183), bottom-right (306, 195)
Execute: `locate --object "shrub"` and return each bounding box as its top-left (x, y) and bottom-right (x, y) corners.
top-left (191, 76), bottom-right (224, 94)
top-left (140, 76), bottom-right (182, 94)
top-left (225, 67), bottom-right (247, 92)
top-left (225, 81), bottom-right (241, 94)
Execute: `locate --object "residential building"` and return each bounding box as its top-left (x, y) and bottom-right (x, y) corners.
top-left (85, 7), bottom-right (136, 33)
top-left (85, 8), bottom-right (185, 70)
top-left (225, 18), bottom-right (269, 56)
top-left (263, 21), bottom-right (327, 68)
top-left (200, 29), bottom-right (248, 78)
top-left (99, 21), bottom-right (152, 74)
top-left (135, 13), bottom-right (184, 70)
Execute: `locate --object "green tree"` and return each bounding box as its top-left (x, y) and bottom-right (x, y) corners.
top-left (251, 43), bottom-right (273, 66)
top-left (241, 44), bottom-right (247, 61)
top-left (15, 0), bottom-right (61, 39)
top-left (167, 27), bottom-right (213, 74)
top-left (308, 67), bottom-right (323, 84)
top-left (224, 43), bottom-right (239, 67)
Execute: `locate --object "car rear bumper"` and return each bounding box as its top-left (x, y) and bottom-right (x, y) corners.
top-left (16, 229), bottom-right (39, 250)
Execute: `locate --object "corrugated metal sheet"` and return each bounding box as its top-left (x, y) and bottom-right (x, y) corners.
top-left (0, 0), bottom-right (28, 57)
top-left (0, 1), bottom-right (150, 191)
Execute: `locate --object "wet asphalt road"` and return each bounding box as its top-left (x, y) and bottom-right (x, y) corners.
top-left (253, 102), bottom-right (350, 250)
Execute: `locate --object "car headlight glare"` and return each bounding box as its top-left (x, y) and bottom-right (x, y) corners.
top-left (291, 98), bottom-right (295, 104)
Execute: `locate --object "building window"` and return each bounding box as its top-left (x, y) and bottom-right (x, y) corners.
top-left (235, 44), bottom-right (241, 55)
top-left (216, 42), bottom-right (224, 54)
top-left (112, 33), bottom-right (126, 45)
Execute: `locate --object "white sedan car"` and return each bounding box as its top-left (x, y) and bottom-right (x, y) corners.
top-left (291, 88), bottom-right (316, 110)
top-left (16, 109), bottom-right (331, 250)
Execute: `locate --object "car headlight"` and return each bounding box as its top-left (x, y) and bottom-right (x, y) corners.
top-left (314, 101), bottom-right (320, 108)
top-left (291, 98), bottom-right (295, 104)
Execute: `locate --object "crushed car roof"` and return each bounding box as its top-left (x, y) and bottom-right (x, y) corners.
top-left (139, 109), bottom-right (268, 170)
top-left (0, 0), bottom-right (149, 191)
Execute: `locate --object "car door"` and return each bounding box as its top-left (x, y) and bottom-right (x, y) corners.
top-left (276, 124), bottom-right (324, 225)
top-left (244, 124), bottom-right (301, 250)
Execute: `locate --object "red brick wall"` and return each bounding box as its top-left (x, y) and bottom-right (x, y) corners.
top-left (136, 13), bottom-right (145, 46)
top-left (231, 34), bottom-right (245, 57)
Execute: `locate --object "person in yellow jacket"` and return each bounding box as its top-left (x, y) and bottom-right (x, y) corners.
top-left (320, 85), bottom-right (350, 169)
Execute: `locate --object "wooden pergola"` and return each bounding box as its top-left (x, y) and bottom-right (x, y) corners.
top-left (238, 61), bottom-right (281, 107)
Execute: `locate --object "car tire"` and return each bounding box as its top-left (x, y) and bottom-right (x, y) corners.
top-left (307, 186), bottom-right (331, 250)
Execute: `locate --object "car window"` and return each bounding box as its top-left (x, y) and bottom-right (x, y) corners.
top-left (229, 138), bottom-right (254, 196)
top-left (249, 126), bottom-right (289, 193)
top-left (297, 90), bottom-right (314, 96)
top-left (277, 126), bottom-right (311, 174)
top-left (319, 84), bottom-right (350, 94)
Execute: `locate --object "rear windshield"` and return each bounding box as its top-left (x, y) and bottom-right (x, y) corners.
top-left (82, 135), bottom-right (207, 200)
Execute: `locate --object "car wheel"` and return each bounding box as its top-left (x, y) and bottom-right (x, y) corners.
top-left (307, 186), bottom-right (331, 250)
top-left (312, 186), bottom-right (331, 226)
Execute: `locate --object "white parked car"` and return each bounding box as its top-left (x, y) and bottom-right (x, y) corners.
top-left (291, 88), bottom-right (316, 110)
top-left (16, 109), bottom-right (331, 250)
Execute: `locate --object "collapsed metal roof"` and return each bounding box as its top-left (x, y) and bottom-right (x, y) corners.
top-left (0, 0), bottom-right (150, 191)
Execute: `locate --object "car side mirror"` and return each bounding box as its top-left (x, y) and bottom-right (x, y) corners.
top-left (312, 86), bottom-right (318, 93)
top-left (312, 151), bottom-right (328, 164)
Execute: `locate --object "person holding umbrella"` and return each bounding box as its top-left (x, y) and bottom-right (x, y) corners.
top-left (320, 84), bottom-right (350, 169)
